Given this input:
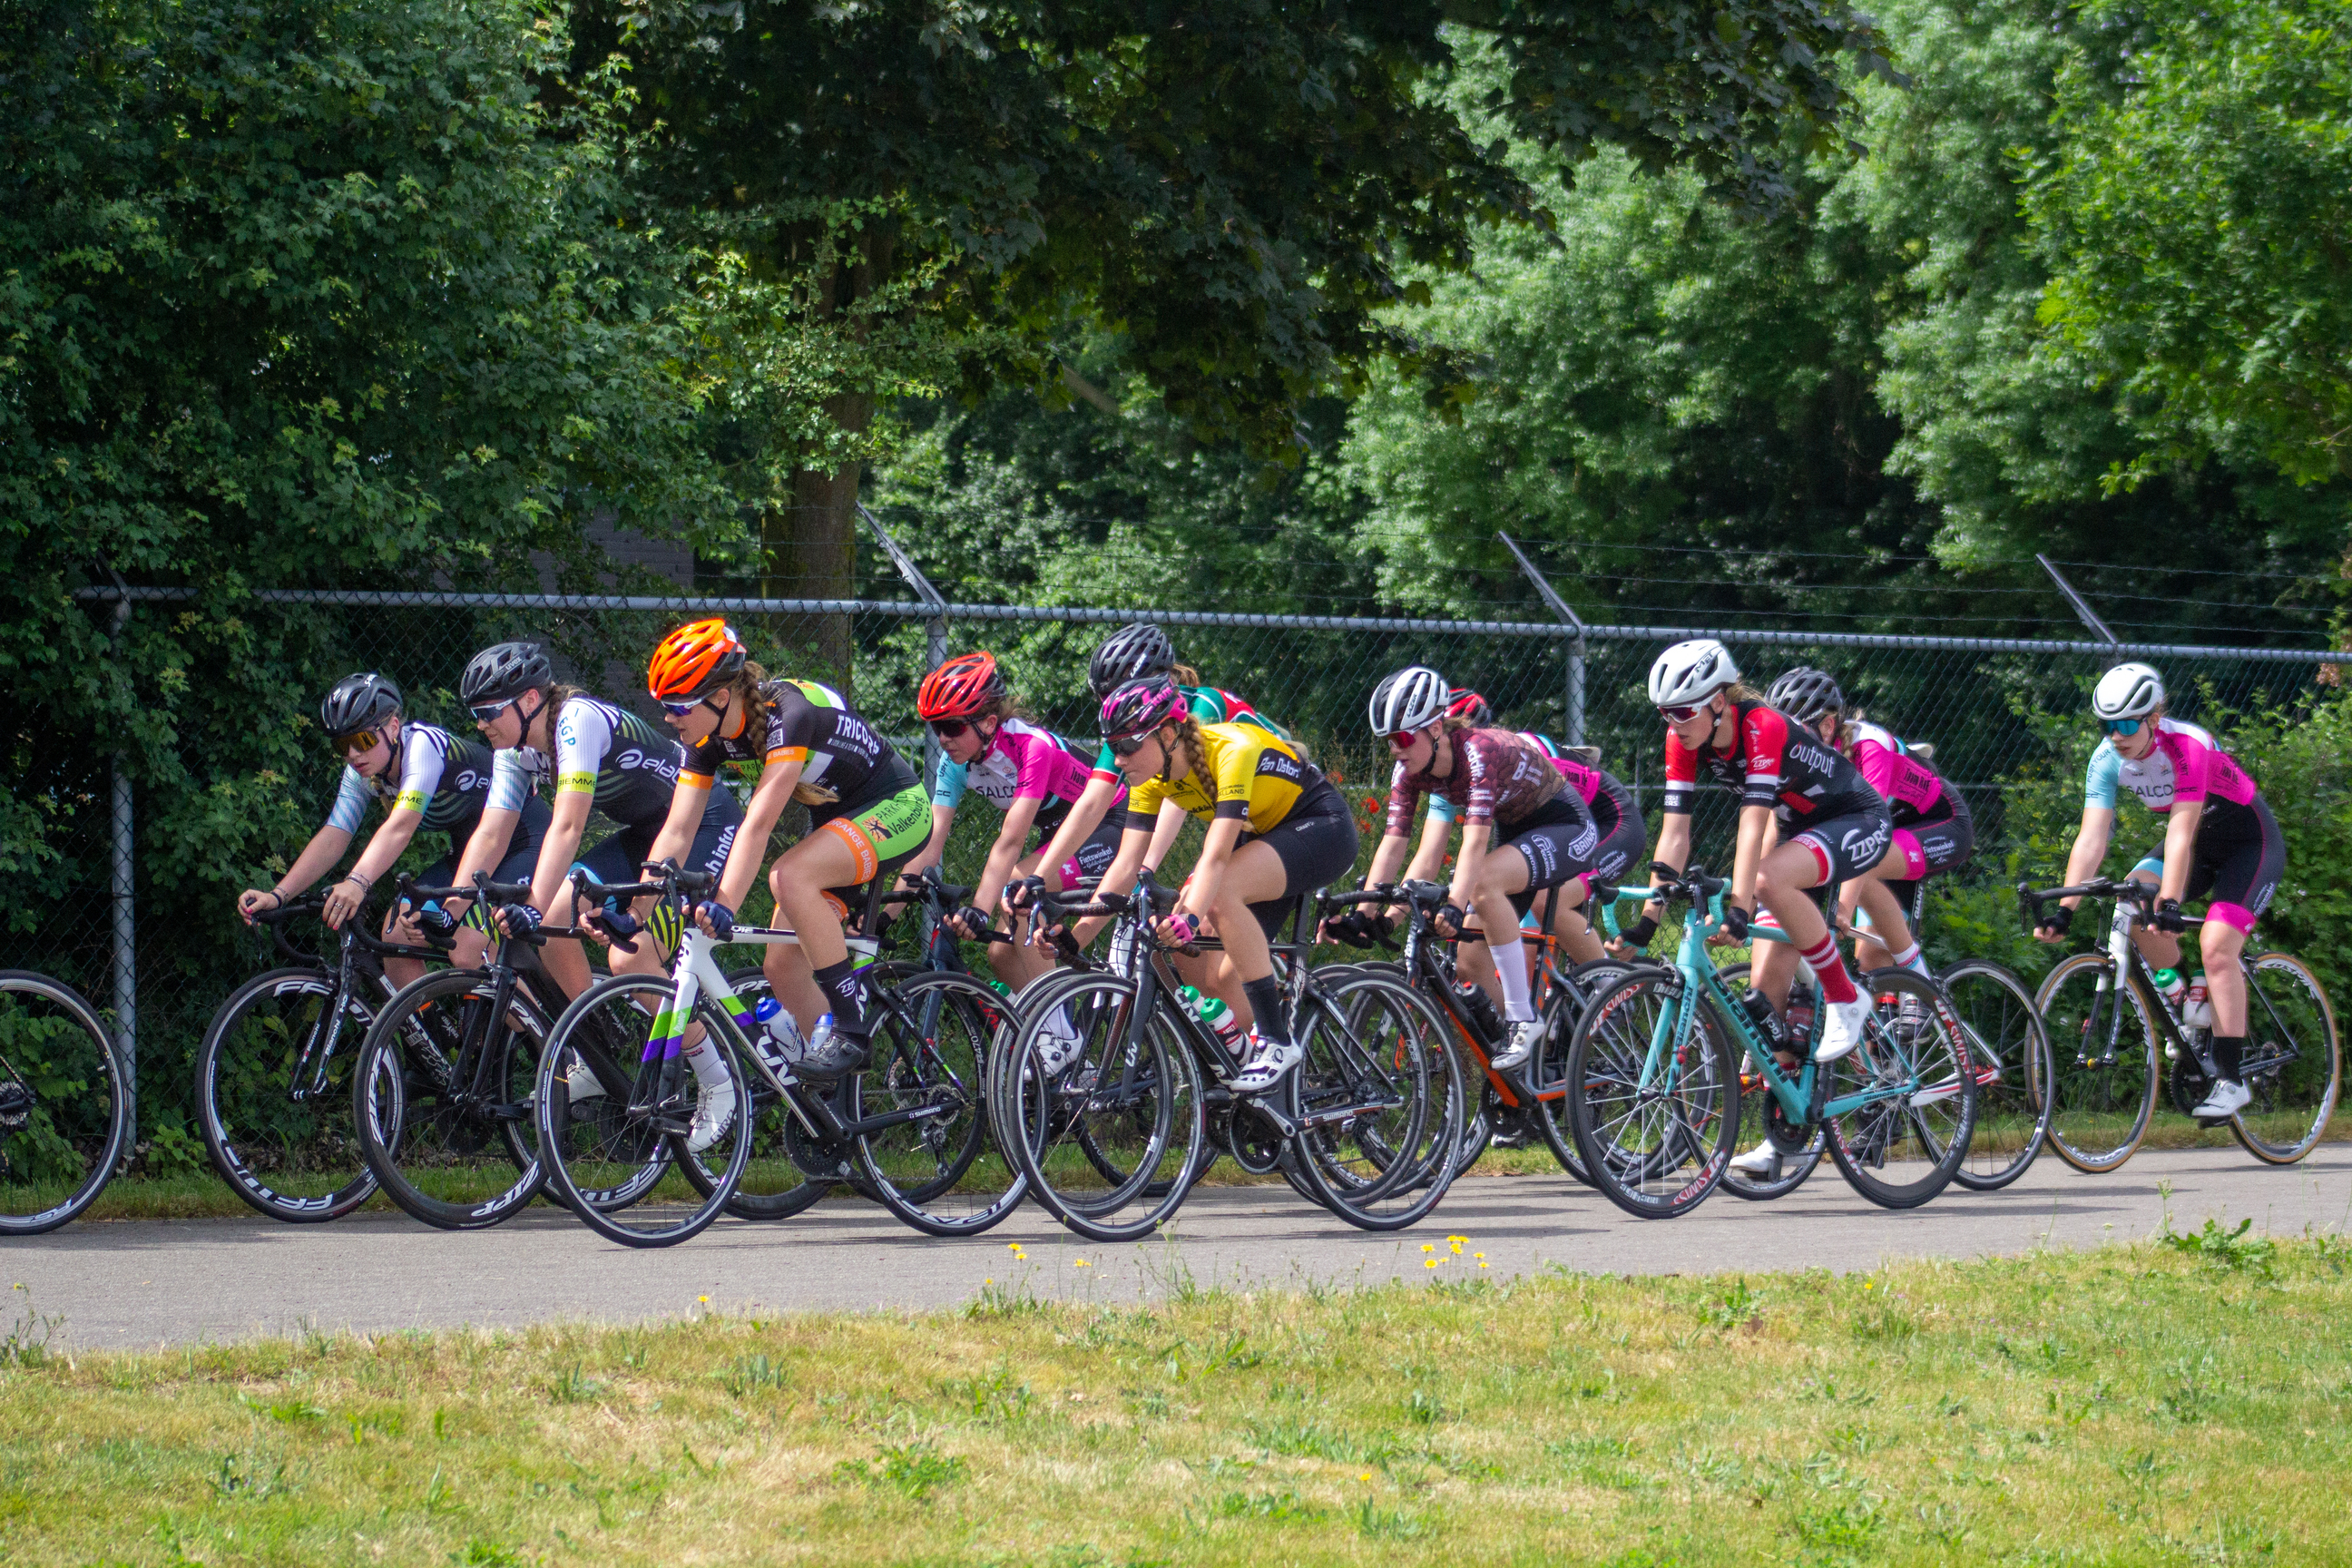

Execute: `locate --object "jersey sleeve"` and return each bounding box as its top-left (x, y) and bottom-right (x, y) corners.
top-left (553, 701), bottom-right (615, 797)
top-left (763, 687), bottom-right (818, 767)
top-left (1092, 740), bottom-right (1122, 783)
top-left (1848, 734), bottom-right (1900, 799)
top-left (2162, 730), bottom-right (2210, 805)
top-left (1210, 732), bottom-right (1260, 820)
top-left (1458, 733), bottom-right (1499, 828)
top-left (1660, 733), bottom-right (1700, 816)
top-left (678, 734), bottom-right (728, 791)
top-left (2083, 743), bottom-right (2121, 810)
top-left (932, 757), bottom-right (970, 810)
top-left (1122, 775), bottom-right (1167, 832)
top-left (1737, 708), bottom-right (1788, 810)
top-left (324, 767), bottom-right (372, 835)
top-left (1426, 794), bottom-right (1459, 825)
top-left (485, 748), bottom-right (535, 813)
top-left (1383, 760), bottom-right (1420, 837)
top-left (1010, 734), bottom-right (1060, 802)
top-left (388, 732), bottom-right (446, 818)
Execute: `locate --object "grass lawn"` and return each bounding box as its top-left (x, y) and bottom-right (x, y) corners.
top-left (1, 1226), bottom-right (2346, 1565)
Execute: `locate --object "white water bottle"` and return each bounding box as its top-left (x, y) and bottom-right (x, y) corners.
top-left (1180, 985), bottom-right (1247, 1053)
top-left (2183, 975), bottom-right (2214, 1030)
top-left (751, 996), bottom-right (801, 1073)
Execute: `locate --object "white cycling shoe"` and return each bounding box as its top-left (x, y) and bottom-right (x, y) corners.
top-left (1729, 1142), bottom-right (1782, 1177)
top-left (1488, 1018), bottom-right (1544, 1073)
top-left (564, 1059), bottom-right (608, 1101)
top-left (1227, 1033), bottom-right (1302, 1095)
top-left (1034, 1011), bottom-right (1084, 1077)
top-left (687, 1077), bottom-right (738, 1154)
top-left (1810, 996), bottom-right (1873, 1063)
top-left (2191, 1078), bottom-right (2250, 1122)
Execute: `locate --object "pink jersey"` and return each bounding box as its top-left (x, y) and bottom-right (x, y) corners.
top-left (2086, 717), bottom-right (2259, 814)
top-left (1844, 720), bottom-right (1944, 816)
top-left (931, 716), bottom-right (1112, 832)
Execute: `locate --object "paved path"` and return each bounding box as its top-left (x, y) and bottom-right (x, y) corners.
top-left (8, 1146), bottom-right (2348, 1350)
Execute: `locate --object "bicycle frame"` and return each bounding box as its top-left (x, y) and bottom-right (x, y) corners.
top-left (2050, 884), bottom-right (2300, 1083)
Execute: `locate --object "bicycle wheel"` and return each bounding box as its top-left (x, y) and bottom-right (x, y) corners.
top-left (2230, 952), bottom-right (2341, 1163)
top-left (856, 972), bottom-right (1028, 1236)
top-left (1003, 973), bottom-right (1203, 1242)
top-left (536, 974), bottom-right (750, 1247)
top-left (1291, 972), bottom-right (1464, 1230)
top-left (1700, 960), bottom-right (1826, 1200)
top-left (672, 969), bottom-right (830, 1222)
top-left (2034, 952), bottom-right (2160, 1173)
top-left (353, 969), bottom-right (547, 1230)
top-left (0, 972), bottom-right (131, 1235)
top-left (1565, 968), bottom-right (1739, 1220)
top-left (1526, 959), bottom-right (1633, 1187)
top-left (1941, 959), bottom-right (2053, 1191)
top-left (197, 967), bottom-right (377, 1222)
top-left (1819, 971), bottom-right (1976, 1209)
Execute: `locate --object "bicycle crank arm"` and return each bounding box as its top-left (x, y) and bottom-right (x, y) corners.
top-left (843, 1102), bottom-right (961, 1137)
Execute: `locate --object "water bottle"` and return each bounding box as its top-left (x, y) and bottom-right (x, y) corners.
top-left (2183, 974), bottom-right (2213, 1031)
top-left (805, 1012), bottom-right (838, 1065)
top-left (1453, 980), bottom-right (1502, 1041)
top-left (1785, 981), bottom-right (1818, 1054)
top-left (2153, 967), bottom-right (2187, 1007)
top-left (1178, 986), bottom-right (1247, 1054)
top-left (751, 996), bottom-right (802, 1073)
top-left (1740, 989), bottom-right (1791, 1054)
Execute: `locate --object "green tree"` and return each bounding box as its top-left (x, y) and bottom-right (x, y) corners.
top-left (2024, 0), bottom-right (2352, 491)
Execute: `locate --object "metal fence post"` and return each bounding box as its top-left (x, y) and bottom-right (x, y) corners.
top-left (861, 505), bottom-right (951, 947)
top-left (2038, 555), bottom-right (2122, 645)
top-left (1498, 533), bottom-right (1588, 745)
top-left (107, 594), bottom-right (136, 1112)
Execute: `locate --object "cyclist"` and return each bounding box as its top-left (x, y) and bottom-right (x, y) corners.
top-left (1342, 667), bottom-right (1601, 1072)
top-left (460, 642), bottom-right (743, 1011)
top-left (1761, 667), bottom-right (1974, 980)
top-left (1088, 674), bottom-right (1358, 1092)
top-left (2034, 662), bottom-right (2282, 1122)
top-left (1634, 639), bottom-right (1891, 1064)
top-left (651, 623), bottom-right (927, 1081)
top-left (1018, 622), bottom-right (1285, 936)
top-left (900, 651), bottom-right (1126, 1000)
top-left (1413, 686), bottom-right (1648, 967)
top-left (237, 672), bottom-right (549, 986)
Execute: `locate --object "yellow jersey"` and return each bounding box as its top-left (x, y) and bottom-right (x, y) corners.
top-left (1122, 723), bottom-right (1318, 836)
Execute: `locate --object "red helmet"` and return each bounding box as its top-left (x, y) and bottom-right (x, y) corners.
top-left (647, 618), bottom-right (746, 702)
top-left (1445, 687), bottom-right (1493, 726)
top-left (917, 652), bottom-right (1008, 720)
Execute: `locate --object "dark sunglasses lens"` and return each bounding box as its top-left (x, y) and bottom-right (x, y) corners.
top-left (468, 701), bottom-right (508, 723)
top-left (662, 701), bottom-right (701, 717)
top-left (930, 720), bottom-right (968, 740)
top-left (1107, 734), bottom-right (1145, 758)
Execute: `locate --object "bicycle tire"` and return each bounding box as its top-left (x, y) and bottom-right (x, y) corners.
top-left (2034, 952), bottom-right (2160, 1173)
top-left (1565, 967), bottom-right (1740, 1220)
top-left (1291, 972), bottom-right (1464, 1230)
top-left (197, 966), bottom-right (378, 1222)
top-left (856, 971), bottom-right (1028, 1236)
top-left (1941, 959), bottom-right (2052, 1191)
top-left (1819, 970), bottom-right (1977, 1209)
top-left (1701, 961), bottom-right (1825, 1201)
top-left (672, 968), bottom-right (833, 1221)
top-left (535, 974), bottom-right (750, 1247)
top-left (353, 968), bottom-right (548, 1230)
top-left (0, 971), bottom-right (131, 1236)
top-left (2230, 952), bottom-right (2341, 1164)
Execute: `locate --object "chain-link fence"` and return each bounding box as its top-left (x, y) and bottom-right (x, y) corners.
top-left (20, 579), bottom-right (2336, 1166)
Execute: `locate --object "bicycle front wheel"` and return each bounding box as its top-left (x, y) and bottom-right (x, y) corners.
top-left (1819, 971), bottom-right (1977, 1209)
top-left (0, 972), bottom-right (130, 1235)
top-left (1703, 961), bottom-right (1824, 1201)
top-left (198, 966), bottom-right (377, 1222)
top-left (1941, 959), bottom-right (2053, 1191)
top-left (2034, 952), bottom-right (2159, 1173)
top-left (1290, 972), bottom-right (1463, 1230)
top-left (1565, 968), bottom-right (1739, 1220)
top-left (354, 970), bottom-right (546, 1230)
top-left (537, 975), bottom-right (749, 1247)
top-left (856, 972), bottom-right (1027, 1237)
top-left (2231, 952), bottom-right (2341, 1163)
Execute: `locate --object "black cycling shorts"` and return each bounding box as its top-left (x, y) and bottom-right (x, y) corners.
top-left (2179, 794), bottom-right (2285, 936)
top-left (1584, 774), bottom-right (1648, 890)
top-left (575, 804), bottom-right (743, 957)
top-left (1497, 792), bottom-right (1602, 918)
top-left (1788, 804), bottom-right (1893, 887)
top-left (1242, 782), bottom-right (1362, 940)
top-left (1881, 787), bottom-right (1975, 907)
top-left (414, 794), bottom-right (553, 933)
top-left (1039, 814), bottom-right (1126, 893)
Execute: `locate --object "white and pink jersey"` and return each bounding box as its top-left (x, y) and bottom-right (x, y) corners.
top-left (931, 716), bottom-right (1115, 833)
top-left (1844, 720), bottom-right (1946, 820)
top-left (2084, 717), bottom-right (2259, 817)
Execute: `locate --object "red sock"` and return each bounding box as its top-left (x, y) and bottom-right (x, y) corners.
top-left (1799, 934), bottom-right (1857, 1004)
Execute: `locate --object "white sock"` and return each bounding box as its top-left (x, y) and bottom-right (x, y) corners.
top-left (681, 1035), bottom-right (730, 1091)
top-left (1490, 936), bottom-right (1535, 1023)
top-left (1891, 942), bottom-right (1932, 980)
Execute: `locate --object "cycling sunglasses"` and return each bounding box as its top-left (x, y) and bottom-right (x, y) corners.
top-left (1104, 731), bottom-right (1154, 759)
top-left (468, 697), bottom-right (515, 725)
top-left (1657, 702), bottom-right (1707, 724)
top-left (330, 728), bottom-right (383, 758)
top-left (927, 718), bottom-right (974, 740)
top-left (661, 695), bottom-right (720, 720)
top-left (2100, 717), bottom-right (2144, 737)
top-left (1384, 730), bottom-right (1421, 751)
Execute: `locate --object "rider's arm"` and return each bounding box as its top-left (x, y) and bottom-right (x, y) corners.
top-left (1070, 821), bottom-right (1155, 948)
top-left (1176, 815), bottom-right (1249, 925)
top-left (1142, 798), bottom-right (1189, 872)
top-left (526, 791), bottom-right (595, 916)
top-left (1446, 821), bottom-right (1493, 914)
top-left (2057, 808), bottom-right (2117, 909)
top-left (715, 753), bottom-right (805, 914)
top-left (902, 804), bottom-right (957, 882)
top-left (2156, 805), bottom-right (2200, 906)
top-left (1025, 753), bottom-right (1122, 883)
top-left (641, 778), bottom-right (716, 887)
top-left (974, 794), bottom-right (1045, 917)
top-left (1729, 803), bottom-right (1774, 914)
top-left (239, 824), bottom-right (354, 921)
top-left (1648, 813), bottom-right (1691, 908)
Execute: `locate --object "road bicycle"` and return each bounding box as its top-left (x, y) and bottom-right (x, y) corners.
top-left (534, 864), bottom-right (1018, 1246)
top-left (997, 871), bottom-right (1465, 1241)
top-left (196, 893), bottom-right (446, 1222)
top-left (0, 971), bottom-right (132, 1235)
top-left (1565, 865), bottom-right (1978, 1218)
top-left (2025, 876), bottom-right (2339, 1169)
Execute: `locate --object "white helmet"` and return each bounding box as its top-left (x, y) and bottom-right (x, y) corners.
top-left (2092, 662), bottom-right (2165, 720)
top-left (1368, 665), bottom-right (1449, 736)
top-left (1648, 639), bottom-right (1740, 709)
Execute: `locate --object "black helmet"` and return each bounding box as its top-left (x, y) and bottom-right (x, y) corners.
top-left (1766, 666), bottom-right (1846, 725)
top-left (1088, 622), bottom-right (1176, 699)
top-left (461, 641), bottom-right (552, 706)
top-left (320, 671), bottom-right (402, 740)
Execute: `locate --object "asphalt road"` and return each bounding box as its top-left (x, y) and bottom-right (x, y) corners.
top-left (9, 1145), bottom-right (2348, 1350)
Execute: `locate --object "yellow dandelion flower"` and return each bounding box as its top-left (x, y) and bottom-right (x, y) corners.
top-left (1479, 1262), bottom-right (1490, 1269)
top-left (1474, 1252), bottom-right (1486, 1259)
top-left (1074, 1259), bottom-right (1090, 1268)
top-left (1006, 1242), bottom-right (1022, 1250)
top-left (698, 1295), bottom-right (710, 1304)
top-left (1420, 1242), bottom-right (1436, 1252)
top-left (1425, 1259), bottom-right (1439, 1269)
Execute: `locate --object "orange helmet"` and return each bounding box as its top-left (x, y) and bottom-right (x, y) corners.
top-left (647, 618), bottom-right (746, 703)
top-left (917, 652), bottom-right (1008, 720)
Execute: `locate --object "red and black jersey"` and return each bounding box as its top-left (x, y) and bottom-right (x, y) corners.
top-left (1661, 701), bottom-right (1883, 823)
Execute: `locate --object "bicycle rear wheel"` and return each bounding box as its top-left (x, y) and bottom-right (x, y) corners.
top-left (0, 972), bottom-right (130, 1235)
top-left (1941, 959), bottom-right (2052, 1191)
top-left (2230, 952), bottom-right (2341, 1163)
top-left (856, 972), bottom-right (1027, 1236)
top-left (354, 970), bottom-right (547, 1230)
top-left (536, 975), bottom-right (750, 1247)
top-left (672, 969), bottom-right (831, 1222)
top-left (1565, 968), bottom-right (1739, 1219)
top-left (2034, 952), bottom-right (2160, 1173)
top-left (1820, 972), bottom-right (1977, 1209)
top-left (1289, 972), bottom-right (1463, 1229)
top-left (197, 967), bottom-right (377, 1222)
